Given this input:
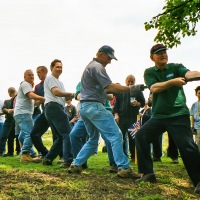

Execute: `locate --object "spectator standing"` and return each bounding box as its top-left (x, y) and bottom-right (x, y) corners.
top-left (0, 99), bottom-right (5, 139)
top-left (64, 99), bottom-right (78, 129)
top-left (0, 87), bottom-right (20, 156)
top-left (113, 75), bottom-right (145, 161)
top-left (191, 86), bottom-right (200, 150)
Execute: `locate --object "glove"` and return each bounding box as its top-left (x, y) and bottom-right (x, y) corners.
top-left (129, 84), bottom-right (146, 97)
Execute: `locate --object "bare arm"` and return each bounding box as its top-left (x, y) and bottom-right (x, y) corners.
top-left (76, 93), bottom-right (81, 101)
top-left (150, 77), bottom-right (186, 94)
top-left (51, 87), bottom-right (74, 99)
top-left (27, 91), bottom-right (45, 102)
top-left (185, 71), bottom-right (200, 81)
top-left (106, 83), bottom-right (129, 94)
top-left (3, 109), bottom-right (14, 114)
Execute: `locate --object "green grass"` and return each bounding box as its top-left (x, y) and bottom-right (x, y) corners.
top-left (0, 132), bottom-right (199, 199)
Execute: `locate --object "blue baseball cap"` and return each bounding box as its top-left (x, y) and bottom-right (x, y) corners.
top-left (98, 45), bottom-right (118, 60)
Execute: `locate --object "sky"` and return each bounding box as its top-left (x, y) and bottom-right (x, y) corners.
top-left (0, 0), bottom-right (200, 107)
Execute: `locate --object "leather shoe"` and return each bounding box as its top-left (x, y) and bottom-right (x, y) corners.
top-left (135, 174), bottom-right (157, 184)
top-left (194, 182), bottom-right (200, 194)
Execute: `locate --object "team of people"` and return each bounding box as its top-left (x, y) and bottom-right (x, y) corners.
top-left (1, 44), bottom-right (200, 194)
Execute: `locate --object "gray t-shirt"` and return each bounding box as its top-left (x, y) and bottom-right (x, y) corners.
top-left (14, 81), bottom-right (34, 116)
top-left (44, 75), bottom-right (66, 107)
top-left (80, 58), bottom-right (112, 104)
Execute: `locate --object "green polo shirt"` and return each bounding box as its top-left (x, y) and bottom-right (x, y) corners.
top-left (144, 63), bottom-right (190, 119)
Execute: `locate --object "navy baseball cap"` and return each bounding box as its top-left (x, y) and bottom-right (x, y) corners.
top-left (150, 44), bottom-right (167, 54)
top-left (98, 45), bottom-right (118, 60)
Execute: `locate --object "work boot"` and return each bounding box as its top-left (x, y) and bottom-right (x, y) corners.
top-left (30, 153), bottom-right (37, 158)
top-left (117, 168), bottom-right (140, 178)
top-left (60, 160), bottom-right (73, 168)
top-left (109, 165), bottom-right (118, 173)
top-left (32, 156), bottom-right (44, 163)
top-left (82, 163), bottom-right (88, 169)
top-left (68, 164), bottom-right (82, 174)
top-left (20, 153), bottom-right (33, 162)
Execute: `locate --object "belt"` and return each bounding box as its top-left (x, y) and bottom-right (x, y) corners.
top-left (80, 100), bottom-right (103, 104)
top-left (45, 102), bottom-right (63, 107)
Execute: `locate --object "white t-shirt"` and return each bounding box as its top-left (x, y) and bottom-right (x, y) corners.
top-left (14, 81), bottom-right (34, 116)
top-left (44, 75), bottom-right (66, 107)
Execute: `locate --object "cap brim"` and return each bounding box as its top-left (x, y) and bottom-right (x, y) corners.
top-left (107, 53), bottom-right (118, 60)
top-left (153, 48), bottom-right (167, 54)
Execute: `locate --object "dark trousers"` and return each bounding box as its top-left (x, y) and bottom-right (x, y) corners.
top-left (152, 134), bottom-right (163, 159)
top-left (0, 120), bottom-right (20, 155)
top-left (167, 133), bottom-right (178, 159)
top-left (30, 112), bottom-right (49, 156)
top-left (118, 116), bottom-right (137, 159)
top-left (135, 115), bottom-right (200, 186)
top-left (44, 102), bottom-right (73, 162)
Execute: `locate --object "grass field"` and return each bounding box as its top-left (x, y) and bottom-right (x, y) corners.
top-left (0, 132), bottom-right (199, 199)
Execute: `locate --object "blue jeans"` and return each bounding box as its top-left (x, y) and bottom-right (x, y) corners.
top-left (73, 102), bottom-right (130, 169)
top-left (135, 115), bottom-right (200, 186)
top-left (70, 119), bottom-right (116, 166)
top-left (45, 102), bottom-right (73, 162)
top-left (14, 114), bottom-right (34, 154)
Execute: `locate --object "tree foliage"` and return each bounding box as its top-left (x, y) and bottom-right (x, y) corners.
top-left (145, 0), bottom-right (200, 48)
